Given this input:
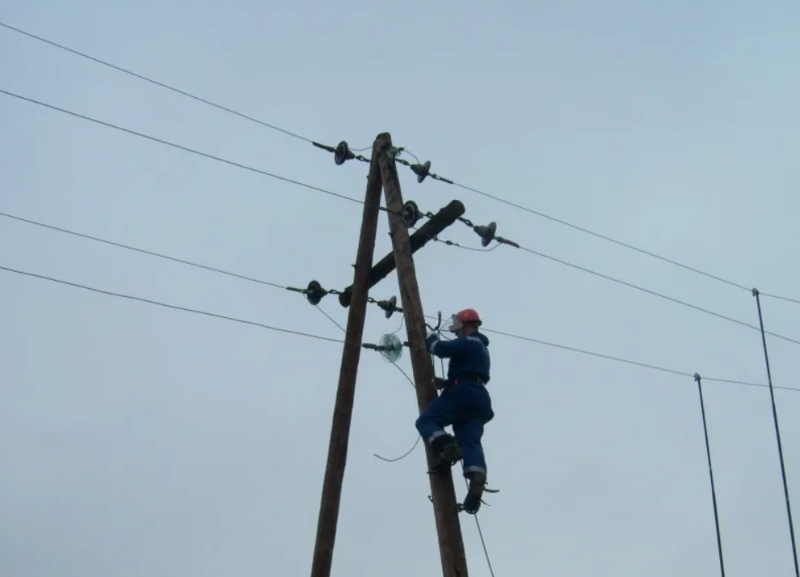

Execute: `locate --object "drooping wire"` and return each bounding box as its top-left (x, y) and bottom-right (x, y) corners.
top-left (313, 305), bottom-right (347, 334)
top-left (373, 436), bottom-right (422, 463)
top-left (311, 304), bottom-right (421, 462)
top-left (0, 89), bottom-right (396, 216)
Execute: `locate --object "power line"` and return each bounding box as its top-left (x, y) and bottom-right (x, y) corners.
top-left (3, 89), bottom-right (796, 343)
top-left (3, 214), bottom-right (789, 392)
top-left (761, 292), bottom-right (800, 306)
top-left (448, 179), bottom-right (753, 291)
top-left (514, 244), bottom-right (800, 347)
top-left (480, 327), bottom-right (790, 391)
top-left (431, 219), bottom-right (800, 347)
top-left (0, 264), bottom-right (344, 344)
top-left (0, 89), bottom-right (387, 213)
top-left (0, 211), bottom-right (288, 290)
top-left (4, 20), bottom-right (797, 308)
top-left (0, 21), bottom-right (314, 145)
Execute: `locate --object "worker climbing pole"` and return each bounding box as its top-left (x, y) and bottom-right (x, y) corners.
top-left (421, 308), bottom-right (499, 515)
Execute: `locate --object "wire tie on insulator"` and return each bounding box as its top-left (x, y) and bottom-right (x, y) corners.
top-left (376, 295), bottom-right (403, 318)
top-left (472, 221), bottom-right (497, 247)
top-left (495, 234), bottom-right (520, 248)
top-left (311, 141), bottom-right (336, 153)
top-left (410, 160), bottom-right (431, 183)
top-left (430, 173), bottom-right (454, 184)
top-left (387, 146), bottom-right (405, 159)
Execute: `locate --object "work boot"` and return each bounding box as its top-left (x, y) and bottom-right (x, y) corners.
top-left (462, 470), bottom-right (487, 514)
top-left (429, 434), bottom-right (462, 472)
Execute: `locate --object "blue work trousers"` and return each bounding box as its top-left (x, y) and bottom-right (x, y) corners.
top-left (415, 382), bottom-right (494, 477)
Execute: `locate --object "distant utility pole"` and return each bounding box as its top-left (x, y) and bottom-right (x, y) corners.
top-left (309, 140), bottom-right (383, 577)
top-left (376, 132), bottom-right (470, 577)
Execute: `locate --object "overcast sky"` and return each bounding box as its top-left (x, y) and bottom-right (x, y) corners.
top-left (2, 1), bottom-right (799, 576)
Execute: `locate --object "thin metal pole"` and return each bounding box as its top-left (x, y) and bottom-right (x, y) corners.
top-left (753, 288), bottom-right (799, 577)
top-left (694, 373), bottom-right (726, 577)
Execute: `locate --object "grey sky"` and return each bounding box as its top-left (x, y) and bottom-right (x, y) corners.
top-left (2, 1), bottom-right (799, 576)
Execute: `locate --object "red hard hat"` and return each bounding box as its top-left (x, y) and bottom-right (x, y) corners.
top-left (454, 308), bottom-right (482, 326)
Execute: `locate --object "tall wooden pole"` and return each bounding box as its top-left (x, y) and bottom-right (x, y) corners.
top-left (376, 131), bottom-right (470, 577)
top-left (309, 138), bottom-right (383, 577)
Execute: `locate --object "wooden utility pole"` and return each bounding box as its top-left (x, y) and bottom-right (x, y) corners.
top-left (376, 132), bottom-right (470, 577)
top-left (309, 138), bottom-right (384, 577)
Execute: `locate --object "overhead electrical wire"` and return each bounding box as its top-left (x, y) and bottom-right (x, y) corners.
top-left (435, 218), bottom-right (800, 346)
top-left (2, 89), bottom-right (797, 348)
top-left (3, 19), bottom-right (796, 306)
top-left (513, 244), bottom-right (800, 346)
top-left (0, 21), bottom-right (315, 146)
top-left (0, 89), bottom-right (383, 212)
top-left (0, 212), bottom-right (789, 392)
top-left (0, 211), bottom-right (288, 289)
top-left (0, 264), bottom-right (344, 344)
top-left (0, 232), bottom-right (788, 392)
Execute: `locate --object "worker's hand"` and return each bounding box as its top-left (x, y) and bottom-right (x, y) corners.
top-left (424, 331), bottom-right (439, 353)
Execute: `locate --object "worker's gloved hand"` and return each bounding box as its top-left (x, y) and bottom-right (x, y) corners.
top-left (424, 331), bottom-right (439, 353)
top-left (433, 377), bottom-right (448, 390)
